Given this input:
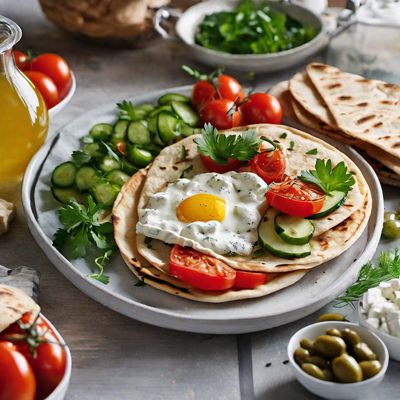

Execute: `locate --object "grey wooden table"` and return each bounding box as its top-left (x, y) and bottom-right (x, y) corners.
top-left (0, 1), bottom-right (399, 399)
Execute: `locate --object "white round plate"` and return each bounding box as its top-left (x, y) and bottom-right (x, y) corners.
top-left (48, 72), bottom-right (76, 119)
top-left (22, 86), bottom-right (383, 334)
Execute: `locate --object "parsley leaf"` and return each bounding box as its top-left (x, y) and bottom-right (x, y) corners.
top-left (299, 159), bottom-right (355, 194)
top-left (117, 100), bottom-right (138, 120)
top-left (71, 150), bottom-right (91, 167)
top-left (195, 124), bottom-right (261, 164)
top-left (100, 140), bottom-right (120, 161)
top-left (306, 148), bottom-right (318, 155)
top-left (279, 132), bottom-right (287, 139)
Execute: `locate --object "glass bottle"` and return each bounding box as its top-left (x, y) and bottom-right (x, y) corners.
top-left (0, 15), bottom-right (48, 188)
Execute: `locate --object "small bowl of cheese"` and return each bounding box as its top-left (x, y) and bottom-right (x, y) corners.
top-left (358, 278), bottom-right (400, 362)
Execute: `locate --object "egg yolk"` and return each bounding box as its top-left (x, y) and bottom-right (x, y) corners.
top-left (176, 194), bottom-right (226, 223)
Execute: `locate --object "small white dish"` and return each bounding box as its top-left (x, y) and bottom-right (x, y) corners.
top-left (358, 300), bottom-right (400, 362)
top-left (48, 72), bottom-right (76, 119)
top-left (287, 321), bottom-right (389, 400)
top-left (41, 314), bottom-right (72, 400)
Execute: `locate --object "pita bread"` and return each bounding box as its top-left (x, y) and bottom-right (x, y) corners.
top-left (113, 170), bottom-right (307, 302)
top-left (0, 284), bottom-right (40, 332)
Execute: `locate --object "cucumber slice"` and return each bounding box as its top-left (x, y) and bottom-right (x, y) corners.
top-left (158, 93), bottom-right (191, 105)
top-left (99, 155), bottom-right (120, 173)
top-left (111, 120), bottom-right (129, 144)
top-left (51, 162), bottom-right (77, 188)
top-left (83, 143), bottom-right (102, 159)
top-left (121, 158), bottom-right (139, 175)
top-left (147, 116), bottom-right (158, 135)
top-left (92, 181), bottom-right (120, 207)
top-left (171, 101), bottom-right (200, 127)
top-left (149, 105), bottom-right (172, 118)
top-left (106, 170), bottom-right (130, 186)
top-left (142, 143), bottom-right (163, 156)
top-left (89, 123), bottom-right (113, 141)
top-left (75, 166), bottom-right (99, 191)
top-left (258, 210), bottom-right (311, 259)
top-left (157, 111), bottom-right (179, 144)
top-left (178, 122), bottom-right (195, 137)
top-left (52, 187), bottom-right (86, 204)
top-left (309, 191), bottom-right (347, 219)
top-left (136, 104), bottom-right (154, 116)
top-left (274, 213), bottom-right (314, 245)
top-left (127, 146), bottom-right (154, 168)
top-left (127, 121), bottom-right (151, 145)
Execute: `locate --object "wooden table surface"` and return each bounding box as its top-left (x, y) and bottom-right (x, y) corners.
top-left (0, 1), bottom-right (399, 399)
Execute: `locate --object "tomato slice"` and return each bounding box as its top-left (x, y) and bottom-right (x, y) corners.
top-left (200, 154), bottom-right (241, 173)
top-left (250, 149), bottom-right (286, 184)
top-left (234, 271), bottom-right (277, 289)
top-left (169, 245), bottom-right (236, 291)
top-left (266, 178), bottom-right (326, 217)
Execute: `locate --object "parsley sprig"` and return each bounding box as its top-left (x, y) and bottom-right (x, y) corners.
top-left (195, 124), bottom-right (260, 165)
top-left (53, 196), bottom-right (116, 284)
top-left (300, 159), bottom-right (355, 194)
top-left (117, 100), bottom-right (148, 121)
top-left (336, 250), bottom-right (400, 307)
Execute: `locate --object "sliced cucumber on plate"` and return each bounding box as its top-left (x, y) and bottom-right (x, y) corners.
top-left (158, 93), bottom-right (191, 105)
top-left (52, 187), bottom-right (86, 204)
top-left (309, 191), bottom-right (347, 219)
top-left (127, 121), bottom-right (151, 145)
top-left (75, 165), bottom-right (98, 191)
top-left (51, 162), bottom-right (77, 188)
top-left (274, 214), bottom-right (314, 245)
top-left (90, 123), bottom-right (113, 141)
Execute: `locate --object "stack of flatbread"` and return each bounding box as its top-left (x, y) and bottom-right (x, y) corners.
top-left (270, 63), bottom-right (400, 187)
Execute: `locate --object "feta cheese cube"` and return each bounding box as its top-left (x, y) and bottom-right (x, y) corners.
top-left (362, 288), bottom-right (386, 310)
top-left (379, 281), bottom-right (394, 300)
top-left (389, 279), bottom-right (400, 291)
top-left (366, 317), bottom-right (380, 329)
top-left (394, 291), bottom-right (400, 308)
top-left (380, 321), bottom-right (389, 334)
top-left (368, 305), bottom-right (384, 319)
top-left (0, 199), bottom-right (16, 235)
top-left (382, 301), bottom-right (398, 313)
top-left (385, 311), bottom-right (400, 337)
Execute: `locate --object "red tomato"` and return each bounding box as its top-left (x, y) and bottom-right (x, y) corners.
top-left (1, 313), bottom-right (66, 400)
top-left (31, 54), bottom-right (71, 100)
top-left (200, 154), bottom-right (241, 173)
top-left (201, 99), bottom-right (242, 130)
top-left (115, 141), bottom-right (127, 155)
top-left (192, 75), bottom-right (244, 111)
top-left (250, 149), bottom-right (286, 184)
top-left (169, 245), bottom-right (236, 291)
top-left (24, 71), bottom-right (59, 109)
top-left (13, 50), bottom-right (30, 70)
top-left (240, 93), bottom-right (282, 125)
top-left (266, 178), bottom-right (326, 217)
top-left (0, 341), bottom-right (36, 400)
top-left (234, 271), bottom-right (277, 289)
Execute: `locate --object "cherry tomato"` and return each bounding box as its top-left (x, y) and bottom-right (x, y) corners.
top-left (169, 245), bottom-right (236, 291)
top-left (192, 75), bottom-right (244, 111)
top-left (31, 53), bottom-right (71, 100)
top-left (200, 154), bottom-right (241, 173)
top-left (250, 149), bottom-right (286, 184)
top-left (234, 271), bottom-right (277, 289)
top-left (266, 178), bottom-right (326, 217)
top-left (240, 93), bottom-right (282, 125)
top-left (24, 71), bottom-right (59, 109)
top-left (13, 50), bottom-right (30, 70)
top-left (1, 313), bottom-right (66, 400)
top-left (0, 341), bottom-right (36, 400)
top-left (201, 99), bottom-right (242, 130)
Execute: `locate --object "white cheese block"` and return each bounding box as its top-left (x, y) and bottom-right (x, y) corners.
top-left (366, 317), bottom-right (380, 329)
top-left (380, 321), bottom-right (389, 334)
top-left (379, 281), bottom-right (394, 300)
top-left (382, 301), bottom-right (398, 312)
top-left (394, 291), bottom-right (400, 308)
top-left (385, 311), bottom-right (400, 337)
top-left (368, 305), bottom-right (384, 319)
top-left (0, 199), bottom-right (16, 235)
top-left (362, 288), bottom-right (386, 310)
top-left (389, 279), bottom-right (400, 291)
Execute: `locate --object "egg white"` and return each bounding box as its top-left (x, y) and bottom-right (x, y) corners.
top-left (136, 171), bottom-right (268, 256)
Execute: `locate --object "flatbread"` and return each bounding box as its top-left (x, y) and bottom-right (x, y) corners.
top-left (134, 124), bottom-right (369, 273)
top-left (268, 80), bottom-right (297, 121)
top-left (113, 170), bottom-right (307, 303)
top-left (306, 63), bottom-right (400, 159)
top-left (0, 284), bottom-right (40, 332)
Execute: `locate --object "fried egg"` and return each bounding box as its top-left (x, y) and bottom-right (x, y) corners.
top-left (136, 171), bottom-right (268, 256)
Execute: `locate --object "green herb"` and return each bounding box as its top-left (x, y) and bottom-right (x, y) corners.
top-left (180, 164), bottom-right (194, 179)
top-left (53, 196), bottom-right (116, 284)
top-left (71, 150), bottom-right (91, 167)
top-left (289, 141), bottom-right (295, 151)
top-left (82, 135), bottom-right (95, 144)
top-left (195, 0), bottom-right (317, 55)
top-left (336, 250), bottom-right (400, 306)
top-left (252, 248), bottom-right (266, 258)
top-left (225, 252), bottom-right (238, 257)
top-left (117, 100), bottom-right (139, 121)
top-left (306, 148), bottom-right (318, 155)
top-left (100, 140), bottom-right (120, 161)
top-left (179, 145), bottom-right (189, 161)
top-left (279, 132), bottom-right (287, 139)
top-left (300, 159), bottom-right (355, 194)
top-left (134, 279), bottom-right (146, 287)
top-left (182, 65), bottom-right (223, 83)
top-left (195, 123), bottom-right (260, 165)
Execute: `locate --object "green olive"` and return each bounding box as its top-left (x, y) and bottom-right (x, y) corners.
top-left (304, 356), bottom-right (329, 369)
top-left (360, 360), bottom-right (382, 379)
top-left (322, 368), bottom-right (335, 382)
top-left (341, 328), bottom-right (361, 347)
top-left (382, 220), bottom-right (400, 240)
top-left (314, 335), bottom-right (347, 358)
top-left (332, 354), bottom-right (363, 383)
top-left (318, 313), bottom-right (346, 322)
top-left (326, 328), bottom-right (342, 337)
top-left (353, 342), bottom-right (377, 362)
top-left (300, 338), bottom-right (316, 354)
top-left (301, 363), bottom-right (325, 380)
top-left (384, 211), bottom-right (397, 222)
top-left (294, 347), bottom-right (310, 365)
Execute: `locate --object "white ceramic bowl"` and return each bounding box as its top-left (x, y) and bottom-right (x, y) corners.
top-left (358, 300), bottom-right (400, 362)
top-left (41, 314), bottom-right (72, 400)
top-left (48, 72), bottom-right (76, 119)
top-left (287, 321), bottom-right (389, 400)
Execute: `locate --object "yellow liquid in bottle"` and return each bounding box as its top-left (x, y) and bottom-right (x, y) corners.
top-left (0, 71), bottom-right (48, 183)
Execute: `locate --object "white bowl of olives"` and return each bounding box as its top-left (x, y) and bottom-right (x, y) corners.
top-left (287, 321), bottom-right (389, 400)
